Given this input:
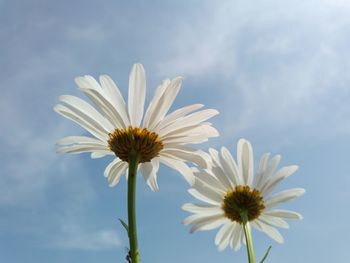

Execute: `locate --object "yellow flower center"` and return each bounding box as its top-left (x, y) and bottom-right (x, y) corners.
top-left (222, 185), bottom-right (265, 224)
top-left (108, 126), bottom-right (164, 163)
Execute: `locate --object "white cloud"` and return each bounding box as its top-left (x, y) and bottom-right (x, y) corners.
top-left (155, 0), bottom-right (350, 140)
top-left (54, 225), bottom-right (121, 250)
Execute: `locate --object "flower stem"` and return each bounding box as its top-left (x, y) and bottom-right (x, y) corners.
top-left (241, 211), bottom-right (256, 263)
top-left (128, 154), bottom-right (140, 263)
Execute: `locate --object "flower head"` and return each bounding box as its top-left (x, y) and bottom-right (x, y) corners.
top-left (54, 64), bottom-right (219, 191)
top-left (182, 139), bottom-right (305, 251)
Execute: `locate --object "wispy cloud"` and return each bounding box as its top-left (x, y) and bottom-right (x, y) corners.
top-left (155, 0), bottom-right (350, 140)
top-left (53, 225), bottom-right (121, 251)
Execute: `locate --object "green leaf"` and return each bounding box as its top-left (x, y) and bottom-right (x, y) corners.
top-left (119, 218), bottom-right (129, 237)
top-left (260, 246), bottom-right (272, 263)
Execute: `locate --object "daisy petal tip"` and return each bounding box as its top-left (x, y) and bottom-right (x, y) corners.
top-left (90, 152), bottom-right (99, 159)
top-left (220, 146), bottom-right (229, 155)
top-left (212, 109), bottom-right (220, 116)
top-left (53, 105), bottom-right (61, 113)
top-left (288, 165), bottom-right (299, 173)
top-left (218, 243), bottom-right (227, 252)
top-left (99, 73), bottom-right (110, 79)
top-left (74, 76), bottom-right (83, 83)
top-left (185, 174), bottom-right (196, 187)
top-left (238, 138), bottom-right (248, 144)
top-left (98, 74), bottom-right (108, 84)
top-left (187, 188), bottom-right (196, 197)
top-left (181, 203), bottom-right (190, 211)
top-left (298, 188), bottom-right (306, 196)
top-left (148, 183), bottom-right (160, 192)
top-left (58, 95), bottom-right (66, 101)
top-left (173, 76), bottom-right (184, 83)
top-left (132, 63), bottom-right (145, 73)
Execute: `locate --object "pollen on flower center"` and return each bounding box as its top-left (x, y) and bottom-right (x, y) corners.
top-left (222, 185), bottom-right (265, 224)
top-left (107, 126), bottom-right (164, 163)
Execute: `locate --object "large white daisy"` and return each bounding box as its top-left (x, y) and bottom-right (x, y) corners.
top-left (54, 63), bottom-right (219, 191)
top-left (182, 139), bottom-right (305, 251)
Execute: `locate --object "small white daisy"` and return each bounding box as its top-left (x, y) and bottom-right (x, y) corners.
top-left (54, 63), bottom-right (219, 191)
top-left (182, 139), bottom-right (305, 251)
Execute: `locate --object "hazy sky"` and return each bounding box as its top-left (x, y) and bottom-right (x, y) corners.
top-left (1, 0), bottom-right (350, 262)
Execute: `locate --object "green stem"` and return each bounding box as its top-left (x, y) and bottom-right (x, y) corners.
top-left (128, 154), bottom-right (140, 263)
top-left (241, 211), bottom-right (256, 263)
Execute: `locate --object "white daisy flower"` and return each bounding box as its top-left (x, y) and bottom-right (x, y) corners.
top-left (182, 139), bottom-right (305, 251)
top-left (54, 63), bottom-right (219, 191)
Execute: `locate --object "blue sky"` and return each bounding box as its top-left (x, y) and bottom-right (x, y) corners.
top-left (1, 0), bottom-right (350, 262)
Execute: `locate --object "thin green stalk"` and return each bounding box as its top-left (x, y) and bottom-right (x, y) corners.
top-left (241, 211), bottom-right (256, 263)
top-left (128, 154), bottom-right (140, 263)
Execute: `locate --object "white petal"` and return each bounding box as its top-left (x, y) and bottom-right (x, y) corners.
top-left (147, 77), bottom-right (183, 130)
top-left (182, 203), bottom-right (222, 215)
top-left (237, 139), bottom-right (254, 186)
top-left (219, 147), bottom-right (240, 187)
top-left (54, 104), bottom-right (108, 141)
top-left (91, 151), bottom-right (114, 159)
top-left (128, 63), bottom-right (146, 127)
top-left (57, 141), bottom-right (110, 160)
top-left (159, 154), bottom-right (194, 185)
top-left (143, 79), bottom-right (170, 128)
top-left (161, 146), bottom-right (210, 168)
top-left (161, 123), bottom-right (218, 142)
top-left (253, 153), bottom-right (270, 189)
top-left (231, 225), bottom-right (243, 251)
top-left (140, 159), bottom-right (160, 192)
top-left (183, 213), bottom-right (222, 224)
top-left (104, 159), bottom-right (128, 187)
top-left (260, 165), bottom-right (299, 196)
top-left (99, 74), bottom-right (130, 126)
top-left (221, 147), bottom-right (241, 184)
top-left (59, 95), bottom-right (114, 132)
top-left (252, 220), bottom-right (284, 243)
top-left (208, 148), bottom-right (221, 167)
top-left (57, 98), bottom-right (110, 134)
top-left (191, 124), bottom-right (220, 138)
top-left (161, 133), bottom-right (211, 145)
top-left (193, 169), bottom-right (226, 192)
top-left (56, 136), bottom-right (106, 146)
top-left (158, 109), bottom-right (219, 137)
top-left (188, 215), bottom-right (227, 233)
top-left (192, 177), bottom-right (225, 204)
top-left (188, 189), bottom-right (220, 206)
top-left (215, 222), bottom-right (233, 246)
top-left (264, 209), bottom-right (303, 220)
top-left (154, 104), bottom-right (204, 132)
top-left (208, 148), bottom-right (234, 189)
top-left (265, 188), bottom-right (305, 208)
top-left (57, 144), bottom-right (109, 154)
top-left (75, 78), bottom-right (127, 128)
top-left (259, 214), bottom-right (289, 229)
top-left (256, 154), bottom-right (281, 190)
